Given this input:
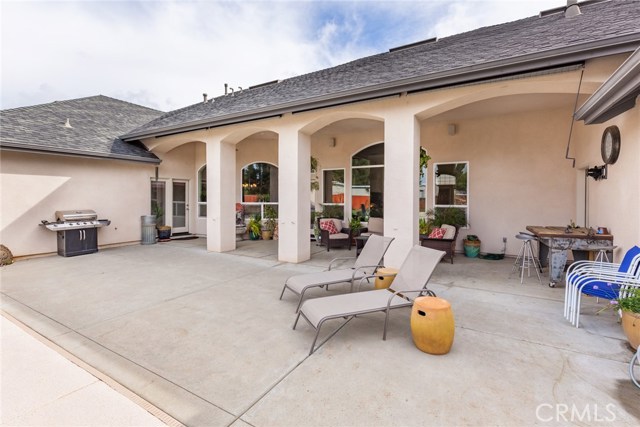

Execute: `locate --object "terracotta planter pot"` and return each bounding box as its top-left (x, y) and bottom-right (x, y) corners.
top-left (621, 310), bottom-right (640, 350)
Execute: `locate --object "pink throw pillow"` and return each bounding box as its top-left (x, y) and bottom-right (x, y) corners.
top-left (428, 227), bottom-right (446, 239)
top-left (320, 219), bottom-right (340, 234)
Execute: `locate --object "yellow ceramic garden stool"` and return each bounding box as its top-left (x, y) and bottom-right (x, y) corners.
top-left (374, 267), bottom-right (399, 289)
top-left (410, 296), bottom-right (455, 355)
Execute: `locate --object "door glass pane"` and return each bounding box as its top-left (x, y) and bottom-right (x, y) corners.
top-left (173, 182), bottom-right (186, 228)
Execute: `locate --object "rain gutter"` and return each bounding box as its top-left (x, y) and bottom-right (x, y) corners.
top-left (575, 47), bottom-right (640, 124)
top-left (0, 143), bottom-right (161, 164)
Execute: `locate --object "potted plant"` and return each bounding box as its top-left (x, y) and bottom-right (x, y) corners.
top-left (617, 287), bottom-right (640, 350)
top-left (152, 203), bottom-right (172, 241)
top-left (426, 207), bottom-right (467, 229)
top-left (247, 214), bottom-right (262, 240)
top-left (349, 217), bottom-right (362, 237)
top-left (261, 206), bottom-right (277, 240)
top-left (463, 234), bottom-right (481, 257)
top-left (419, 217), bottom-right (430, 237)
top-left (312, 211), bottom-right (322, 245)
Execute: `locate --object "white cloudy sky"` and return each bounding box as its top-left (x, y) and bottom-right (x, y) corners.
top-left (1, 0), bottom-right (561, 112)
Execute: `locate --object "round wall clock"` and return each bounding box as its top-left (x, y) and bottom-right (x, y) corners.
top-left (601, 125), bottom-right (621, 165)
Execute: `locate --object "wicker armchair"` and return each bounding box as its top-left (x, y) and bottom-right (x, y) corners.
top-left (318, 218), bottom-right (353, 251)
top-left (419, 225), bottom-right (459, 264)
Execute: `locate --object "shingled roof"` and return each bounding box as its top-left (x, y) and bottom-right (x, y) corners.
top-left (1, 95), bottom-right (163, 163)
top-left (122, 0), bottom-right (640, 141)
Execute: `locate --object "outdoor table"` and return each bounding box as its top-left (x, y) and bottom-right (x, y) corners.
top-left (526, 226), bottom-right (614, 287)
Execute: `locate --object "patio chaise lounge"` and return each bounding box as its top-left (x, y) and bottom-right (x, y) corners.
top-left (280, 234), bottom-right (394, 312)
top-left (564, 245), bottom-right (640, 328)
top-left (293, 245), bottom-right (445, 355)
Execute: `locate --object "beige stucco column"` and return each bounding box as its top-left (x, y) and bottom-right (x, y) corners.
top-left (206, 137), bottom-right (236, 252)
top-left (278, 125), bottom-right (311, 263)
top-left (383, 108), bottom-right (420, 267)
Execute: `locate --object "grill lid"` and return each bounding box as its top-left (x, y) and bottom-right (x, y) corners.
top-left (55, 209), bottom-right (98, 222)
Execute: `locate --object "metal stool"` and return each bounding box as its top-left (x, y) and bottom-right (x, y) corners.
top-left (594, 245), bottom-right (616, 263)
top-left (511, 233), bottom-right (542, 284)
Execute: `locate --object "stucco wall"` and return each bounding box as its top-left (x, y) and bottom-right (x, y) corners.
top-left (422, 106), bottom-right (578, 255)
top-left (573, 102), bottom-right (640, 261)
top-left (310, 127), bottom-right (384, 214)
top-left (154, 142), bottom-right (202, 234)
top-left (0, 151), bottom-right (153, 257)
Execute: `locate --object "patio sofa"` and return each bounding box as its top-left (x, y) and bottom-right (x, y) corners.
top-left (318, 218), bottom-right (353, 251)
top-left (420, 224), bottom-right (459, 264)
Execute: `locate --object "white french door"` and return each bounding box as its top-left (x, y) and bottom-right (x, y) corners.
top-left (172, 180), bottom-right (188, 234)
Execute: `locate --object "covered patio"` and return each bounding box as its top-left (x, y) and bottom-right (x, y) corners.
top-left (1, 239), bottom-right (638, 426)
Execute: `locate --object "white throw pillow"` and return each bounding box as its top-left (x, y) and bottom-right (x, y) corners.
top-left (441, 224), bottom-right (457, 239)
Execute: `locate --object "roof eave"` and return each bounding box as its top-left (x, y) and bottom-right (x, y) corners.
top-left (122, 34), bottom-right (640, 141)
top-left (0, 143), bottom-right (161, 164)
top-left (575, 47), bottom-right (640, 124)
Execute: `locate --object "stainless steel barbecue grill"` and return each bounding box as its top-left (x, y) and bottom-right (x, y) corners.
top-left (40, 210), bottom-right (110, 257)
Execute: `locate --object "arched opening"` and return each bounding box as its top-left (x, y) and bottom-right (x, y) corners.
top-left (351, 143), bottom-right (384, 220)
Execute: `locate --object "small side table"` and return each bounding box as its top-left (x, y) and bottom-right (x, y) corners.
top-left (411, 296), bottom-right (455, 355)
top-left (374, 267), bottom-right (398, 289)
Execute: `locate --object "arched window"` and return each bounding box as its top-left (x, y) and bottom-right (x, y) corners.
top-left (197, 165), bottom-right (207, 217)
top-left (242, 163), bottom-right (278, 203)
top-left (351, 143), bottom-right (384, 219)
top-left (419, 148), bottom-right (429, 214)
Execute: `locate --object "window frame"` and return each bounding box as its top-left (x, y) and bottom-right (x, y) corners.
top-left (197, 165), bottom-right (207, 218)
top-left (351, 142), bottom-right (385, 219)
top-left (432, 161), bottom-right (469, 224)
top-left (321, 168), bottom-right (346, 206)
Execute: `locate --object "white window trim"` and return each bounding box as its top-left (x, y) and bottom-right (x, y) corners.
top-left (432, 161), bottom-right (469, 225)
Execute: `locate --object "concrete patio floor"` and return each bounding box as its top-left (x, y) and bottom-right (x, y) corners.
top-left (1, 237), bottom-right (639, 426)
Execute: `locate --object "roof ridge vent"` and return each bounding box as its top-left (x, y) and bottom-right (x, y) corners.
top-left (565, 0), bottom-right (581, 18)
top-left (389, 37), bottom-right (437, 53)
